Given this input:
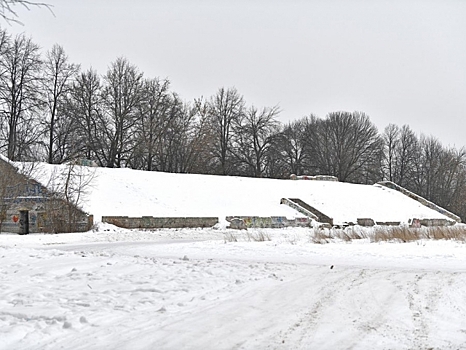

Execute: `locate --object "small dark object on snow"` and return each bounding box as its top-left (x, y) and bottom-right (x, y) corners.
top-left (330, 265), bottom-right (334, 269)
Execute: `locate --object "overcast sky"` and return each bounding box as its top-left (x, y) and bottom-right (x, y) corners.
top-left (6, 0), bottom-right (466, 148)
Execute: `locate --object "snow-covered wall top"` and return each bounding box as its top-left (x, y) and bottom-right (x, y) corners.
top-left (23, 162), bottom-right (455, 225)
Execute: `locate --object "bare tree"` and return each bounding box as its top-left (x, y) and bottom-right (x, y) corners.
top-left (0, 0), bottom-right (51, 23)
top-left (101, 57), bottom-right (143, 168)
top-left (436, 148), bottom-right (466, 209)
top-left (444, 152), bottom-right (466, 222)
top-left (132, 77), bottom-right (171, 171)
top-left (43, 161), bottom-right (95, 233)
top-left (186, 97), bottom-right (217, 174)
top-left (392, 125), bottom-right (419, 187)
top-left (0, 26), bottom-right (9, 56)
top-left (42, 44), bottom-right (80, 163)
top-left (306, 111), bottom-right (382, 182)
top-left (208, 87), bottom-right (245, 175)
top-left (130, 79), bottom-right (199, 173)
top-left (263, 131), bottom-right (289, 179)
top-left (411, 136), bottom-right (466, 207)
top-left (47, 99), bottom-right (81, 163)
top-left (166, 99), bottom-right (199, 173)
top-left (233, 105), bottom-right (280, 177)
top-left (411, 135), bottom-right (442, 199)
top-left (382, 123), bottom-right (399, 182)
top-left (381, 124), bottom-right (466, 220)
top-left (381, 124), bottom-right (419, 187)
top-left (0, 33), bottom-right (42, 161)
top-left (69, 68), bottom-right (103, 163)
top-left (150, 93), bottom-right (191, 173)
top-left (279, 117), bottom-right (311, 176)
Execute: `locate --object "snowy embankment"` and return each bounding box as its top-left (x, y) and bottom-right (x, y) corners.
top-left (1, 225), bottom-right (466, 350)
top-left (29, 162), bottom-right (453, 225)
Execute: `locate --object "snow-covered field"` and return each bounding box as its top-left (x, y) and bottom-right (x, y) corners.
top-left (2, 225), bottom-right (466, 350)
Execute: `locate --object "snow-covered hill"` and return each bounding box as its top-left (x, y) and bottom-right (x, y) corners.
top-left (30, 162), bottom-right (453, 225)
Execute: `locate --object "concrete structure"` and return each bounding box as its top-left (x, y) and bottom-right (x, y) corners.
top-left (102, 216), bottom-right (219, 229)
top-left (0, 157), bottom-right (93, 234)
top-left (377, 181), bottom-right (461, 223)
top-left (101, 175), bottom-right (459, 230)
top-left (226, 216), bottom-right (310, 229)
top-left (3, 156), bottom-right (459, 232)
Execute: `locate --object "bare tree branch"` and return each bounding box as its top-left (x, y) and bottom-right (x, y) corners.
top-left (0, 0), bottom-right (53, 24)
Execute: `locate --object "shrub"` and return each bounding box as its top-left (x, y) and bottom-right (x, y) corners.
top-left (247, 230), bottom-right (271, 242)
top-left (224, 232), bottom-right (238, 243)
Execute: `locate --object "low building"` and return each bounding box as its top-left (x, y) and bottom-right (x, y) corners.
top-left (0, 156), bottom-right (93, 234)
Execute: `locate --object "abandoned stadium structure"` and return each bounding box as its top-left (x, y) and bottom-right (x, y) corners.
top-left (102, 174), bottom-right (460, 230)
top-left (0, 156), bottom-right (460, 233)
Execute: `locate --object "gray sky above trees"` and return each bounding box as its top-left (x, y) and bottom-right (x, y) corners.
top-left (7, 0), bottom-right (466, 148)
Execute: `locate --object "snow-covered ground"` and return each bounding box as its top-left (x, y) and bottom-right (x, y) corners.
top-left (1, 225), bottom-right (466, 350)
top-left (2, 162), bottom-right (466, 349)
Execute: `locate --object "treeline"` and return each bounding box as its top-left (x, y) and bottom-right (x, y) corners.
top-left (1, 29), bottom-right (466, 220)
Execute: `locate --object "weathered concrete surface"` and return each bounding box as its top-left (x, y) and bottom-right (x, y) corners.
top-left (102, 216), bottom-right (219, 229)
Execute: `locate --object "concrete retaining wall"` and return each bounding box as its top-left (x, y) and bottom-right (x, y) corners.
top-left (376, 181), bottom-right (460, 223)
top-left (102, 216), bottom-right (219, 229)
top-left (226, 216), bottom-right (310, 229)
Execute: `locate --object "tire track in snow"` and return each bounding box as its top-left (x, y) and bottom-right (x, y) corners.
top-left (390, 270), bottom-right (459, 350)
top-left (271, 268), bottom-right (366, 349)
top-left (272, 268), bottom-right (448, 350)
top-left (403, 272), bottom-right (431, 348)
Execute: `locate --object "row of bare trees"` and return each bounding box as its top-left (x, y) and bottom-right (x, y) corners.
top-left (1, 28), bottom-right (466, 220)
top-left (276, 116), bottom-right (466, 220)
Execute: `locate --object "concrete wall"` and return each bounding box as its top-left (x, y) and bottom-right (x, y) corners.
top-left (377, 181), bottom-right (460, 223)
top-left (102, 216), bottom-right (219, 229)
top-left (226, 216), bottom-right (310, 229)
top-left (0, 158), bottom-right (93, 234)
top-left (1, 189), bottom-right (93, 234)
top-left (102, 215), bottom-right (310, 230)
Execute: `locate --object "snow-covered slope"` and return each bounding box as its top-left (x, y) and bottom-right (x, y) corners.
top-left (27, 162), bottom-right (454, 225)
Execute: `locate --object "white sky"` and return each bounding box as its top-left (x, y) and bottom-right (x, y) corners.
top-left (6, 0), bottom-right (466, 149)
